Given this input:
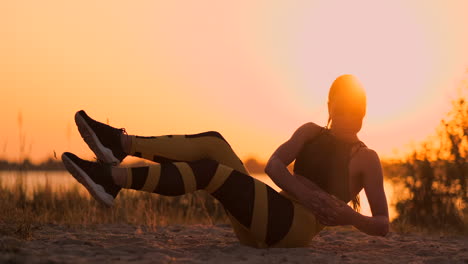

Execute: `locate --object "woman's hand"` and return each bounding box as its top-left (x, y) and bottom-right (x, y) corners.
top-left (314, 195), bottom-right (357, 226)
top-left (301, 190), bottom-right (356, 226)
top-left (292, 173), bottom-right (356, 226)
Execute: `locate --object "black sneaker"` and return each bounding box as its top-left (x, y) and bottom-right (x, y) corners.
top-left (75, 110), bottom-right (127, 165)
top-left (62, 152), bottom-right (121, 207)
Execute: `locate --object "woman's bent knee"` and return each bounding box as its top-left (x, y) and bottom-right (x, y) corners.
top-left (186, 131), bottom-right (229, 144)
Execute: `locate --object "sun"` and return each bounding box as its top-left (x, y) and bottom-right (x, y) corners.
top-left (289, 1), bottom-right (436, 127)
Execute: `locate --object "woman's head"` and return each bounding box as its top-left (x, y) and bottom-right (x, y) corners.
top-left (327, 74), bottom-right (367, 133)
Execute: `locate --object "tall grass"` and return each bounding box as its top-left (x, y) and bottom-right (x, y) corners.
top-left (0, 172), bottom-right (229, 239)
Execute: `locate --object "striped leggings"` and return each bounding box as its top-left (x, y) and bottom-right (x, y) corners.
top-left (123, 131), bottom-right (323, 248)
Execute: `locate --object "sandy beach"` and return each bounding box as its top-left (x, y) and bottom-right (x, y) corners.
top-left (1, 224), bottom-right (466, 264)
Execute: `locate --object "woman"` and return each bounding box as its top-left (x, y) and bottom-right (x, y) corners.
top-left (62, 74), bottom-right (389, 248)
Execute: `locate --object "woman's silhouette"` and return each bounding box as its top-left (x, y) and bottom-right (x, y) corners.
top-left (62, 74), bottom-right (389, 248)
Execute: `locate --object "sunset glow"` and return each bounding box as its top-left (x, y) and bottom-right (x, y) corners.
top-left (2, 1), bottom-right (468, 163)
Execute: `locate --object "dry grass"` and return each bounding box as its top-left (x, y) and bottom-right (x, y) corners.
top-left (1, 168), bottom-right (466, 242)
top-left (0, 173), bottom-right (229, 240)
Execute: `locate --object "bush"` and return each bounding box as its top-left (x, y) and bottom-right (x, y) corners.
top-left (393, 86), bottom-right (468, 232)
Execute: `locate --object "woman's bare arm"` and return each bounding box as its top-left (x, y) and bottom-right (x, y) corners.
top-left (266, 122), bottom-right (322, 166)
top-left (264, 122), bottom-right (321, 190)
top-left (265, 123), bottom-right (343, 219)
top-left (350, 149), bottom-right (389, 236)
top-left (265, 155), bottom-right (345, 221)
top-left (322, 149), bottom-right (389, 236)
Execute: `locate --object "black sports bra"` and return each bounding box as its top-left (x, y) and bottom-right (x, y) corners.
top-left (293, 128), bottom-right (366, 202)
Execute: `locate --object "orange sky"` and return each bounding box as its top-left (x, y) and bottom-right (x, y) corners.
top-left (2, 1), bottom-right (468, 163)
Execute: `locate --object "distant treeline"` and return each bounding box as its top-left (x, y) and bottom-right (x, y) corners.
top-left (0, 158), bottom-right (65, 171)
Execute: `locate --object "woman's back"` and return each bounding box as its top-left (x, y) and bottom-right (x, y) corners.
top-left (293, 128), bottom-right (366, 203)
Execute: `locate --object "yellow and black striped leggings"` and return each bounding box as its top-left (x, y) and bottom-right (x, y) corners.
top-left (123, 131), bottom-right (323, 248)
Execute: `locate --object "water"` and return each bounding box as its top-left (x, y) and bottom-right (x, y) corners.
top-left (0, 170), bottom-right (88, 196)
top-left (0, 171), bottom-right (398, 220)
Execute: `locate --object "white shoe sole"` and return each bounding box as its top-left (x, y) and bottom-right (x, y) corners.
top-left (62, 154), bottom-right (114, 207)
top-left (75, 112), bottom-right (120, 165)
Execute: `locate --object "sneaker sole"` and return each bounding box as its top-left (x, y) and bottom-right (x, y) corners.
top-left (62, 154), bottom-right (114, 207)
top-left (75, 112), bottom-right (121, 165)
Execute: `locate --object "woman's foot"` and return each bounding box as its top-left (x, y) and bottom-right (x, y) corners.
top-left (62, 152), bottom-right (121, 207)
top-left (75, 110), bottom-right (127, 165)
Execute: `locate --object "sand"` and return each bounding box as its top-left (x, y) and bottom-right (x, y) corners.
top-left (1, 224), bottom-right (466, 264)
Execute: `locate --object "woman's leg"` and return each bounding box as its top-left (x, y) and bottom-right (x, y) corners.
top-left (72, 111), bottom-right (322, 247)
top-left (74, 110), bottom-right (247, 173)
top-left (63, 152), bottom-right (322, 248)
top-left (114, 159), bottom-right (323, 248)
top-left (128, 132), bottom-right (247, 174)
